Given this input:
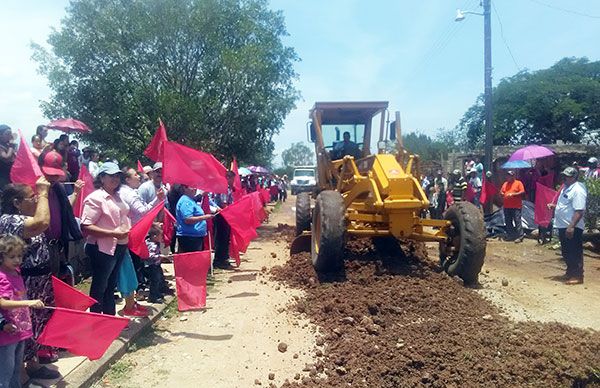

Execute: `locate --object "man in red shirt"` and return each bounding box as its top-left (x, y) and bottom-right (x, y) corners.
top-left (501, 170), bottom-right (526, 243)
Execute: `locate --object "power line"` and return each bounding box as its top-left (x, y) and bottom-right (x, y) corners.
top-left (492, 1), bottom-right (521, 72)
top-left (525, 0), bottom-right (600, 19)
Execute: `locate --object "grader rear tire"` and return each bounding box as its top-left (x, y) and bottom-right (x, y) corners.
top-left (439, 202), bottom-right (486, 285)
top-left (295, 192), bottom-right (311, 236)
top-left (311, 191), bottom-right (345, 273)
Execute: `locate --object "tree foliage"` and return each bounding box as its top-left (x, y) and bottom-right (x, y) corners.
top-left (401, 132), bottom-right (448, 161)
top-left (281, 142), bottom-right (314, 168)
top-left (440, 57), bottom-right (600, 150)
top-left (33, 0), bottom-right (299, 166)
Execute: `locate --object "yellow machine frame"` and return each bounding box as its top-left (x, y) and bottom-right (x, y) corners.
top-left (309, 101), bottom-right (451, 243)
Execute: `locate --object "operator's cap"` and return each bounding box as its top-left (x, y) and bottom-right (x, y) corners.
top-left (588, 157), bottom-right (598, 165)
top-left (507, 170), bottom-right (515, 176)
top-left (152, 162), bottom-right (163, 171)
top-left (143, 166), bottom-right (153, 174)
top-left (561, 166), bottom-right (578, 177)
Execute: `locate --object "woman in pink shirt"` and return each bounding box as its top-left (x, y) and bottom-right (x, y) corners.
top-left (80, 162), bottom-right (130, 315)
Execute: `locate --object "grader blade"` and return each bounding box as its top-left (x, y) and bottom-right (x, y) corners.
top-left (290, 232), bottom-right (311, 254)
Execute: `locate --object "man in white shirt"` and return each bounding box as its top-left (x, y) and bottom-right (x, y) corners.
top-left (549, 166), bottom-right (586, 285)
top-left (138, 162), bottom-right (168, 205)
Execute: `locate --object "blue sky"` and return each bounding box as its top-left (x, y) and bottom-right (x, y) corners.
top-left (2, 0), bottom-right (600, 166)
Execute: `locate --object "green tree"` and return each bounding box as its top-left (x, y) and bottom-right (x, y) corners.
top-left (281, 142), bottom-right (314, 168)
top-left (402, 131), bottom-right (448, 161)
top-left (33, 0), bottom-right (299, 166)
top-left (441, 57), bottom-right (600, 150)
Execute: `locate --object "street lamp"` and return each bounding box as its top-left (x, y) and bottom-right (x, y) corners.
top-left (455, 0), bottom-right (493, 174)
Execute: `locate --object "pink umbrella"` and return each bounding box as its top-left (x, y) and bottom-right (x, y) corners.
top-left (507, 145), bottom-right (554, 161)
top-left (47, 118), bottom-right (92, 134)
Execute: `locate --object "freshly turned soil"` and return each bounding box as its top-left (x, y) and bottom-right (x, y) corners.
top-left (271, 238), bottom-right (600, 387)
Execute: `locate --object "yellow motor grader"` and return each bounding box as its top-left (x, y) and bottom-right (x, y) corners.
top-left (291, 101), bottom-right (486, 284)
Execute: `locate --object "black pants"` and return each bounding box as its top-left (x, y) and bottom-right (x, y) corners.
top-left (129, 250), bottom-right (145, 288)
top-left (279, 189), bottom-right (287, 202)
top-left (87, 244), bottom-right (126, 315)
top-left (143, 264), bottom-right (164, 301)
top-left (504, 208), bottom-right (523, 240)
top-left (435, 193), bottom-right (446, 219)
top-left (214, 214), bottom-right (231, 263)
top-left (177, 235), bottom-right (204, 253)
top-left (558, 228), bottom-right (584, 279)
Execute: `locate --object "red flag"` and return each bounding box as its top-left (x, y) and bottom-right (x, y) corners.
top-left (173, 251), bottom-right (211, 311)
top-left (464, 183), bottom-right (476, 202)
top-left (535, 182), bottom-right (558, 228)
top-left (538, 172), bottom-right (554, 188)
top-left (201, 193), bottom-right (214, 246)
top-left (231, 158), bottom-right (243, 202)
top-left (128, 201), bottom-right (165, 258)
top-left (51, 276), bottom-right (97, 311)
top-left (260, 188), bottom-right (270, 204)
top-left (221, 196), bottom-right (259, 265)
top-left (137, 160), bottom-right (144, 173)
top-left (37, 307), bottom-right (129, 360)
top-left (73, 165), bottom-right (95, 218)
top-left (246, 192), bottom-right (266, 225)
top-left (10, 129), bottom-right (42, 187)
top-left (479, 176), bottom-right (498, 205)
top-left (144, 119), bottom-right (168, 162)
top-left (162, 141), bottom-right (228, 194)
top-left (163, 208), bottom-right (176, 247)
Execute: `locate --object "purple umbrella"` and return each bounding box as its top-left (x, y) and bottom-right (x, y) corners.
top-left (248, 166), bottom-right (270, 174)
top-left (507, 145), bottom-right (554, 161)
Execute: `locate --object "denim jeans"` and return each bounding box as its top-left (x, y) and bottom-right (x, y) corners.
top-left (87, 244), bottom-right (127, 315)
top-left (558, 228), bottom-right (584, 279)
top-left (0, 340), bottom-right (25, 388)
top-left (143, 264), bottom-right (164, 301)
top-left (504, 207), bottom-right (523, 240)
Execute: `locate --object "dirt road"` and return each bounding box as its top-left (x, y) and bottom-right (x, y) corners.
top-left (95, 201), bottom-right (318, 388)
top-left (95, 197), bottom-right (600, 387)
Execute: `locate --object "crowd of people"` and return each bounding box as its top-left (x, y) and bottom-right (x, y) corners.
top-left (421, 155), bottom-right (595, 287)
top-left (0, 123), bottom-right (277, 388)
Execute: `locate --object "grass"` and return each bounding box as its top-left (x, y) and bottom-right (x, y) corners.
top-left (104, 359), bottom-right (134, 382)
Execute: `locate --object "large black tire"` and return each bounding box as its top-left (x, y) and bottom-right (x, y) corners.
top-left (295, 192), bottom-right (312, 236)
top-left (439, 202), bottom-right (486, 285)
top-left (311, 191), bottom-right (345, 272)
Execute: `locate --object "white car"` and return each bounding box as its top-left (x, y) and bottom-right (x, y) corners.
top-left (290, 167), bottom-right (316, 195)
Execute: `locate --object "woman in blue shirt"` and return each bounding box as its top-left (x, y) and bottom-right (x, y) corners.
top-left (175, 185), bottom-right (215, 253)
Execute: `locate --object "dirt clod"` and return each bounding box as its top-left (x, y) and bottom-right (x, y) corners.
top-left (268, 373), bottom-right (275, 380)
top-left (278, 342), bottom-right (288, 353)
top-left (502, 278), bottom-right (509, 286)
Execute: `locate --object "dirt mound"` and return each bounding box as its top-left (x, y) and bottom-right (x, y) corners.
top-left (276, 223), bottom-right (296, 243)
top-left (272, 238), bottom-right (600, 387)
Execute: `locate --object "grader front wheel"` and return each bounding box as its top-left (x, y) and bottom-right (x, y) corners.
top-left (311, 191), bottom-right (345, 272)
top-left (295, 192), bottom-right (311, 236)
top-left (439, 202), bottom-right (486, 285)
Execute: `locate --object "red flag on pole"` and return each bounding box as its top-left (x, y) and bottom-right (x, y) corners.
top-left (231, 158), bottom-right (243, 202)
top-left (221, 196), bottom-right (259, 264)
top-left (246, 192), bottom-right (266, 225)
top-left (173, 251), bottom-right (212, 311)
top-left (465, 183), bottom-right (476, 202)
top-left (128, 201), bottom-right (165, 258)
top-left (260, 188), bottom-right (270, 204)
top-left (10, 129), bottom-right (42, 188)
top-left (479, 176), bottom-right (498, 205)
top-left (51, 276), bottom-right (97, 311)
top-left (200, 193), bottom-right (214, 246)
top-left (144, 119), bottom-right (168, 162)
top-left (137, 160), bottom-right (144, 173)
top-left (535, 182), bottom-right (557, 228)
top-left (163, 208), bottom-right (176, 247)
top-left (37, 307), bottom-right (129, 360)
top-left (537, 172), bottom-right (554, 188)
top-left (162, 141), bottom-right (228, 194)
top-left (73, 165), bottom-right (95, 218)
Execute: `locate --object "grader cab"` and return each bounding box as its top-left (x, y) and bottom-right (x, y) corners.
top-left (291, 101), bottom-right (486, 285)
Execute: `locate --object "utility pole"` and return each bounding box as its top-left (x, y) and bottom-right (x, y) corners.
top-left (483, 0), bottom-right (493, 173)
